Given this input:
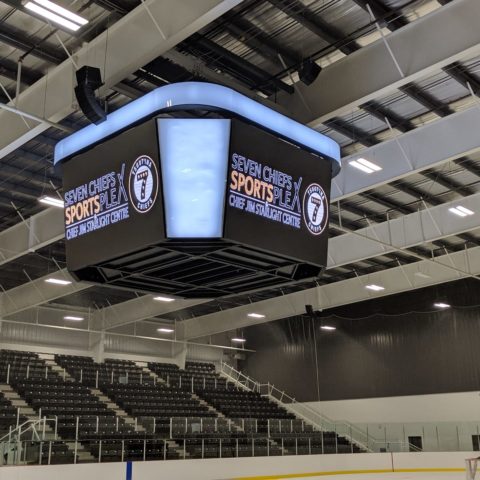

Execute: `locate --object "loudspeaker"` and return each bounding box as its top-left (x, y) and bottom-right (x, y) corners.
top-left (74, 66), bottom-right (106, 125)
top-left (298, 59), bottom-right (322, 86)
top-left (305, 304), bottom-right (315, 317)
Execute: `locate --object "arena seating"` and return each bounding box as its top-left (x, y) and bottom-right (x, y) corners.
top-left (0, 350), bottom-right (53, 382)
top-left (183, 437), bottom-right (283, 458)
top-left (0, 349), bottom-right (364, 464)
top-left (0, 392), bottom-right (18, 438)
top-left (148, 361), bottom-right (230, 390)
top-left (0, 353), bottom-right (79, 464)
top-left (101, 383), bottom-right (216, 435)
top-left (199, 389), bottom-right (294, 420)
top-left (55, 355), bottom-right (154, 386)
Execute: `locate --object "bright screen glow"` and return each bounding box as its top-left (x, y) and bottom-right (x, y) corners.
top-left (158, 119), bottom-right (230, 238)
top-left (54, 82), bottom-right (341, 175)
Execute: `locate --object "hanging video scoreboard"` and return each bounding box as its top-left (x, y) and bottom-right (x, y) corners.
top-left (62, 118), bottom-right (331, 273)
top-left (62, 119), bottom-right (165, 272)
top-left (225, 120), bottom-right (330, 267)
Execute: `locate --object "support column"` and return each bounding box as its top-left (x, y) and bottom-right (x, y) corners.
top-left (90, 331), bottom-right (106, 363)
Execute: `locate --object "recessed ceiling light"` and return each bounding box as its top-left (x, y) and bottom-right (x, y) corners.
top-left (157, 328), bottom-right (174, 333)
top-left (365, 284), bottom-right (385, 291)
top-left (64, 316), bottom-right (84, 321)
top-left (231, 338), bottom-right (246, 342)
top-left (434, 302), bottom-right (450, 309)
top-left (457, 206), bottom-right (474, 215)
top-left (25, 0), bottom-right (88, 31)
top-left (247, 313), bottom-right (265, 318)
top-left (33, 0), bottom-right (88, 24)
top-left (449, 206), bottom-right (474, 217)
top-left (45, 278), bottom-right (71, 286)
top-left (39, 196), bottom-right (64, 208)
top-left (321, 326), bottom-right (336, 331)
top-left (153, 296), bottom-right (175, 302)
top-left (349, 158), bottom-right (382, 174)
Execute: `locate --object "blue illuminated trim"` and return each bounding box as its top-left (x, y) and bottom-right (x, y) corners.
top-left (54, 82), bottom-right (341, 175)
top-left (158, 119), bottom-right (230, 238)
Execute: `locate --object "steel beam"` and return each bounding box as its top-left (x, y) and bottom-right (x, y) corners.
top-left (183, 35), bottom-right (294, 94)
top-left (178, 245), bottom-right (480, 340)
top-left (223, 16), bottom-right (301, 66)
top-left (0, 0), bottom-right (242, 160)
top-left (0, 269), bottom-right (89, 318)
top-left (445, 62), bottom-right (480, 94)
top-left (0, 207), bottom-right (64, 267)
top-left (332, 104), bottom-right (480, 201)
top-left (421, 170), bottom-right (474, 197)
top-left (78, 192), bottom-right (480, 333)
top-left (351, 0), bottom-right (408, 31)
top-left (91, 0), bottom-right (131, 16)
top-left (0, 59), bottom-right (42, 86)
top-left (93, 295), bottom-right (211, 330)
top-left (5, 304), bottom-right (91, 324)
top-left (360, 100), bottom-right (415, 133)
top-left (400, 83), bottom-right (453, 117)
top-left (324, 118), bottom-right (377, 147)
top-left (277, 0), bottom-right (480, 125)
top-left (267, 0), bottom-right (359, 55)
top-left (0, 23), bottom-right (65, 64)
top-left (328, 192), bottom-right (480, 269)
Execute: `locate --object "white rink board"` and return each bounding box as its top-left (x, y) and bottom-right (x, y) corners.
top-left (285, 474), bottom-right (466, 480)
top-left (0, 452), bottom-right (475, 480)
top-left (393, 451), bottom-right (475, 469)
top-left (0, 461), bottom-right (125, 480)
top-left (133, 452), bottom-right (391, 480)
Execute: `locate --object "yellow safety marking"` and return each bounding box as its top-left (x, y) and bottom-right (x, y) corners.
top-left (232, 467), bottom-right (467, 480)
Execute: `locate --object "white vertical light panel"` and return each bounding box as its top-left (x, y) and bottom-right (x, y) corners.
top-left (158, 118), bottom-right (231, 238)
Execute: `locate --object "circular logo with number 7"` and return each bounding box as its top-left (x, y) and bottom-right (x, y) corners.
top-left (129, 155), bottom-right (159, 213)
top-left (303, 183), bottom-right (328, 235)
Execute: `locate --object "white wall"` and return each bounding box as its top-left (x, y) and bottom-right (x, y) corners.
top-left (0, 341), bottom-right (181, 366)
top-left (303, 391), bottom-right (480, 424)
top-left (0, 321), bottom-right (226, 366)
top-left (293, 393), bottom-right (480, 452)
top-left (0, 452), bottom-right (475, 480)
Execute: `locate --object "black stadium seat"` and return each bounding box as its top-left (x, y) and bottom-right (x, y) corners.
top-left (0, 350), bottom-right (365, 464)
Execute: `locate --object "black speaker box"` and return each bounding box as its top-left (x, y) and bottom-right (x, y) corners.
top-left (298, 59), bottom-right (322, 86)
top-left (74, 66), bottom-right (106, 125)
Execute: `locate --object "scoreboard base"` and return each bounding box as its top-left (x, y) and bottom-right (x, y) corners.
top-left (70, 239), bottom-right (324, 298)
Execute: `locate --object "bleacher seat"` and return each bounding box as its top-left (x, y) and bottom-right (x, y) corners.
top-left (0, 349), bottom-right (364, 464)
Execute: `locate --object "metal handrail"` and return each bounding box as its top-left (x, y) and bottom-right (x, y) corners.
top-left (219, 362), bottom-right (375, 452)
top-left (0, 435), bottom-right (334, 466)
top-left (0, 417), bottom-right (56, 443)
top-left (0, 434), bottom-right (426, 467)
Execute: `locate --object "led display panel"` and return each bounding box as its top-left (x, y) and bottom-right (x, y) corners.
top-left (224, 120), bottom-right (331, 267)
top-left (157, 118), bottom-right (230, 238)
top-left (60, 115), bottom-right (334, 296)
top-left (62, 119), bottom-right (165, 272)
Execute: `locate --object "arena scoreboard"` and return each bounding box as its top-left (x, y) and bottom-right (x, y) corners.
top-left (55, 82), bottom-right (340, 298)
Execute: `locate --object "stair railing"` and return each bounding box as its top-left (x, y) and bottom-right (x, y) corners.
top-left (219, 362), bottom-right (375, 452)
top-left (0, 417), bottom-right (57, 444)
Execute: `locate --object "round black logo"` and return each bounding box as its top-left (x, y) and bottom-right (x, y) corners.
top-left (129, 155), bottom-right (159, 213)
top-left (303, 183), bottom-right (328, 235)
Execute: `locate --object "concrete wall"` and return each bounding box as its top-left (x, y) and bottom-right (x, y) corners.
top-left (0, 452), bottom-right (475, 480)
